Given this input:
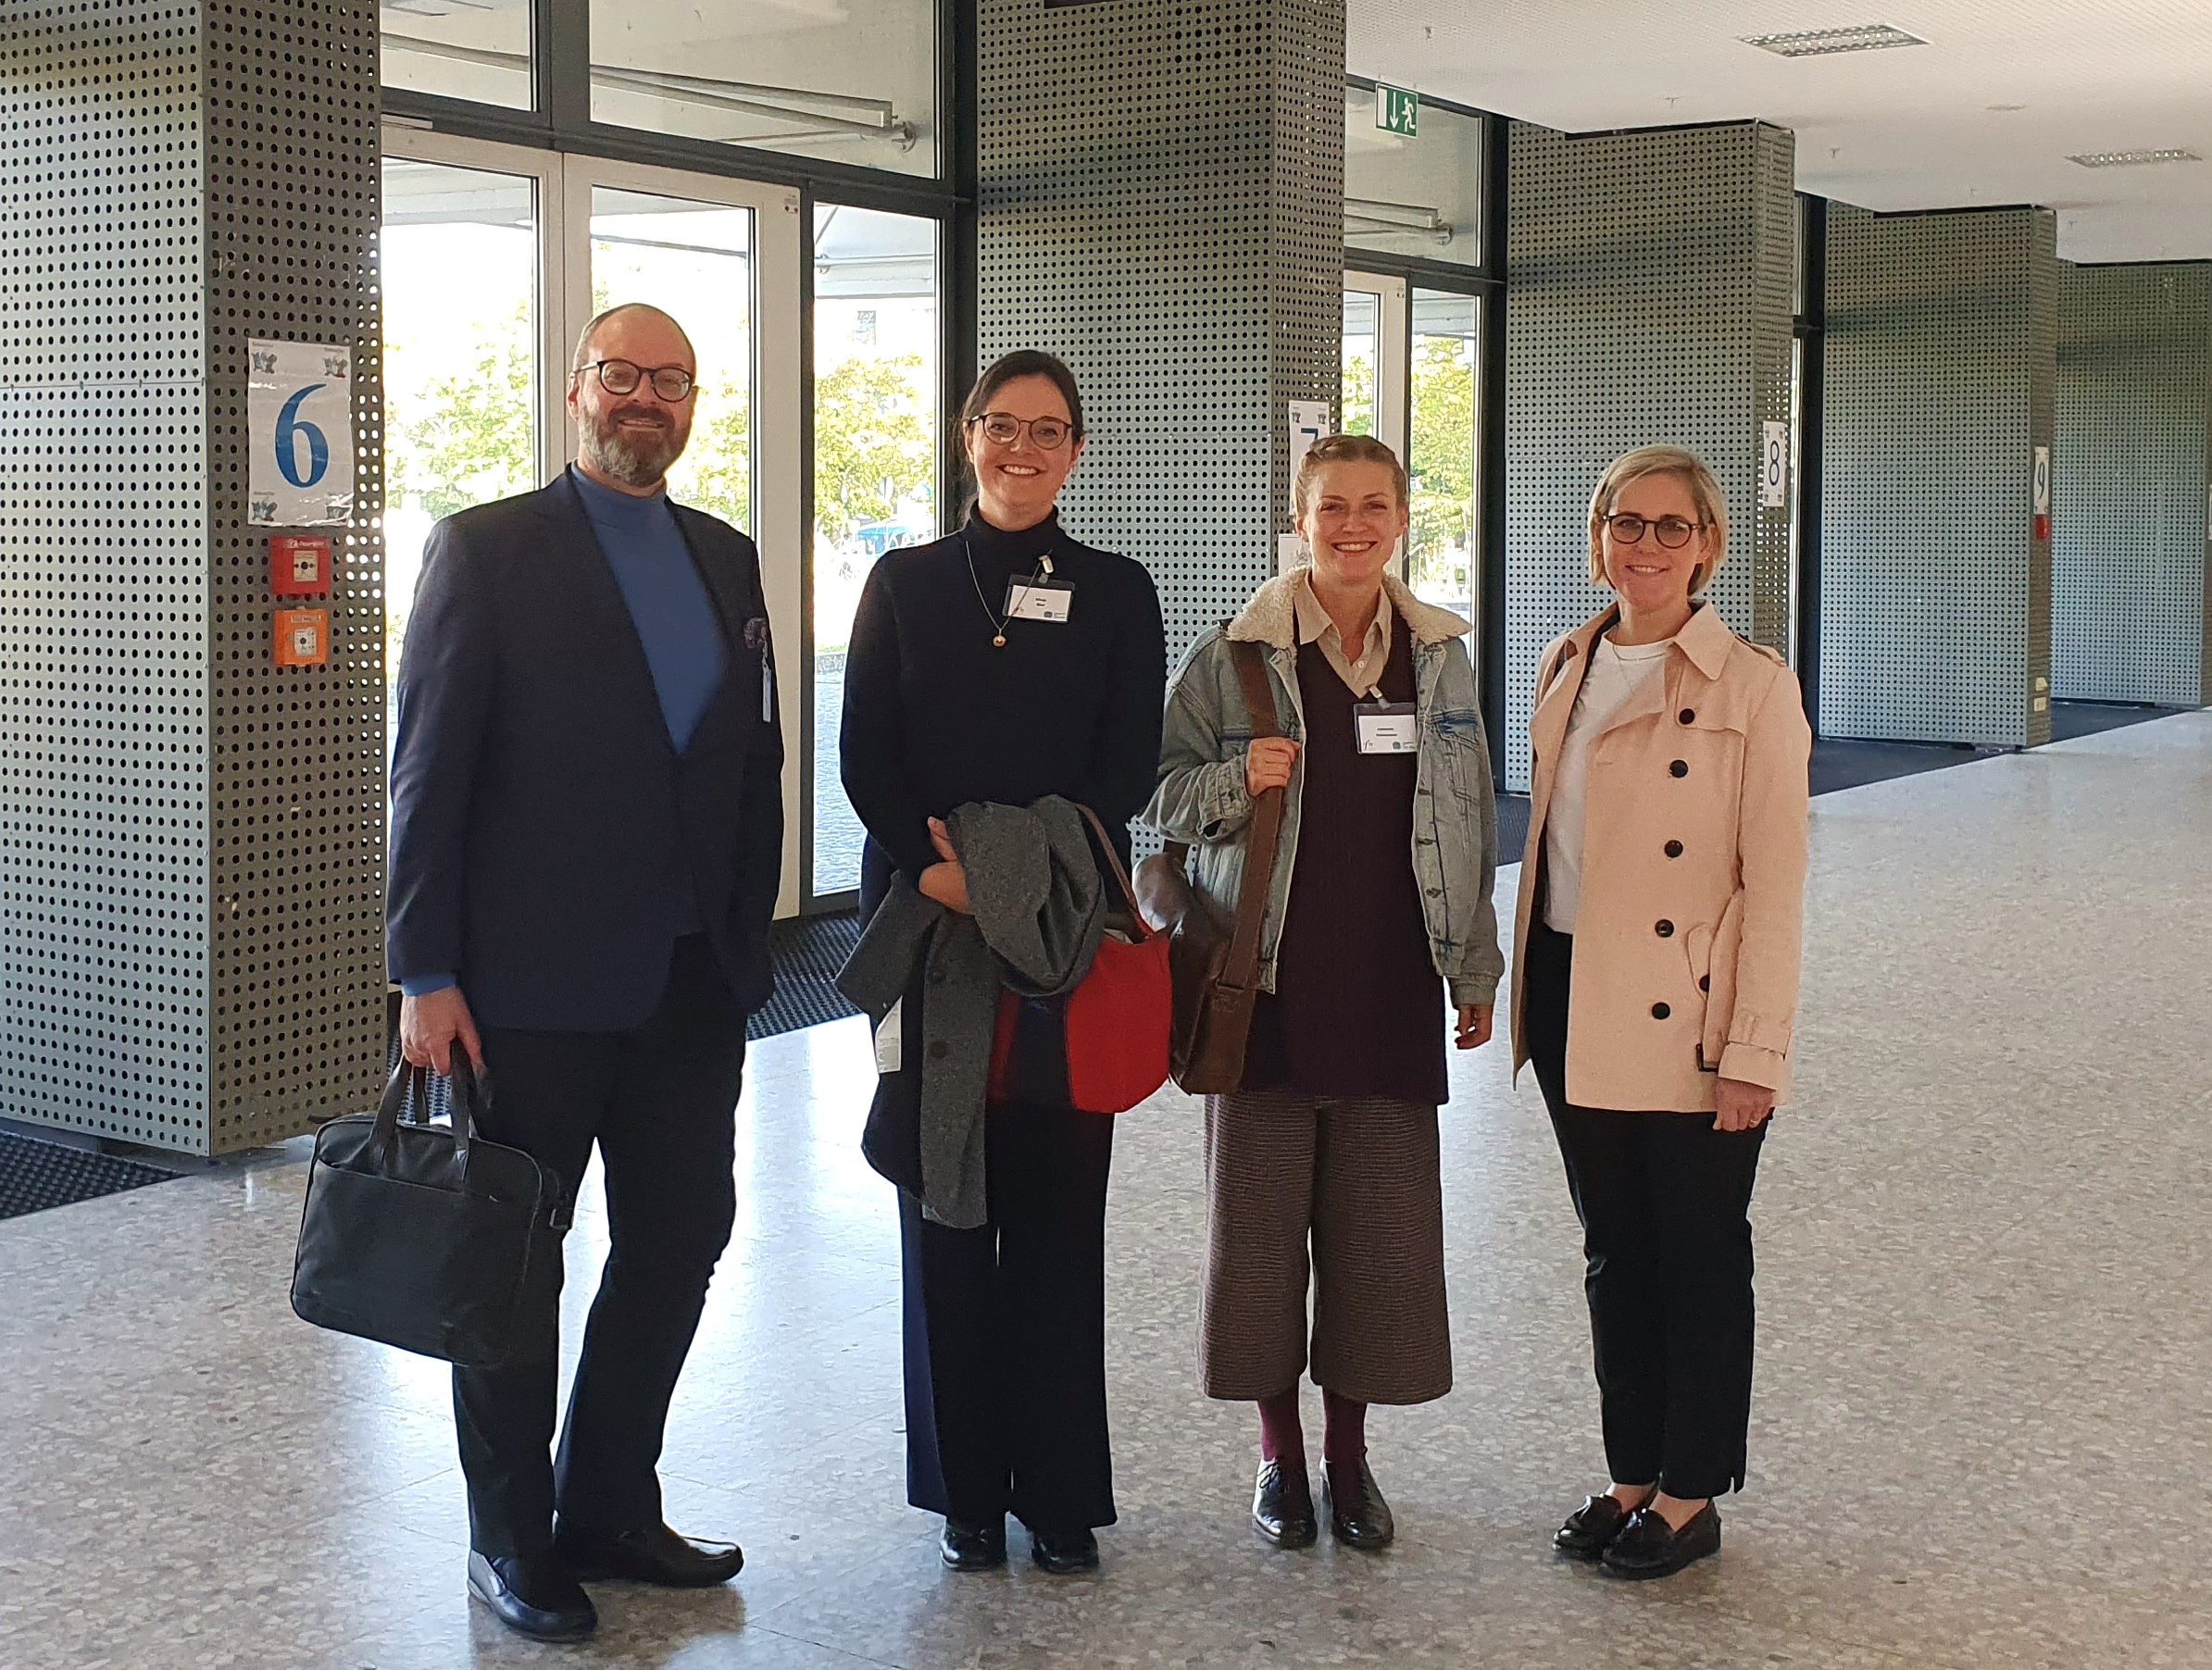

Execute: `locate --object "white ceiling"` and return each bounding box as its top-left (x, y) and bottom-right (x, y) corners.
top-left (1347, 0), bottom-right (2212, 263)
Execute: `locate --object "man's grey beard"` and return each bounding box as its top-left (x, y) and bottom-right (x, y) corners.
top-left (580, 408), bottom-right (685, 487)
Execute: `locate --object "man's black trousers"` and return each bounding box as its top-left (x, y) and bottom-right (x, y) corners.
top-left (455, 935), bottom-right (748, 1559)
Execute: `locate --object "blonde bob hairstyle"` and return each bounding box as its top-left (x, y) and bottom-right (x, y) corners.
top-left (1586, 445), bottom-right (1729, 596)
top-left (1293, 432), bottom-right (1410, 521)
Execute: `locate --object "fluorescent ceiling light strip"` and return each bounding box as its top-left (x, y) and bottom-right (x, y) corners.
top-left (1740, 23), bottom-right (1928, 57)
top-left (2067, 148), bottom-right (2202, 168)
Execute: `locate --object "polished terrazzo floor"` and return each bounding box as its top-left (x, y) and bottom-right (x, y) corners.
top-left (4, 713), bottom-right (2209, 1669)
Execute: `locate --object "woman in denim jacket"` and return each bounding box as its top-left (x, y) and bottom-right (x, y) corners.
top-left (1146, 434), bottom-right (1502, 1554)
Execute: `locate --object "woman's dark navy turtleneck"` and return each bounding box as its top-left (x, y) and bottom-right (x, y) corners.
top-left (839, 506), bottom-right (1168, 891)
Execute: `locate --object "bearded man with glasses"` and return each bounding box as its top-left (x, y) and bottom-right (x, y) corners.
top-left (388, 302), bottom-right (784, 1642)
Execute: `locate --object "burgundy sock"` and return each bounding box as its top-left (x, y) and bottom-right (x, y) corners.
top-left (1321, 1390), bottom-right (1368, 1465)
top-left (1256, 1389), bottom-right (1306, 1464)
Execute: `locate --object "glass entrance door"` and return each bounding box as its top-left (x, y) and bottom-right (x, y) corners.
top-left (1342, 269), bottom-right (1408, 460)
top-left (561, 159), bottom-right (805, 916)
top-left (1340, 270), bottom-right (1485, 656)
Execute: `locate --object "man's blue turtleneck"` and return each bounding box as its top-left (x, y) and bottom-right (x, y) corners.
top-left (569, 464), bottom-right (729, 752)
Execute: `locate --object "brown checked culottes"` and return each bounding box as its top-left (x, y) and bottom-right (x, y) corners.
top-left (1198, 1089), bottom-right (1452, 1405)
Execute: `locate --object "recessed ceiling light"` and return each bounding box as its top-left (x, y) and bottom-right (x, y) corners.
top-left (2067, 148), bottom-right (2203, 168)
top-left (1741, 23), bottom-right (1929, 56)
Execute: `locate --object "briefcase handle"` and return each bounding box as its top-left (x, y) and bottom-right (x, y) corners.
top-left (367, 1054), bottom-right (481, 1166)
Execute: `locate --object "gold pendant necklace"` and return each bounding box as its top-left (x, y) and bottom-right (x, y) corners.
top-left (962, 531), bottom-right (1029, 649)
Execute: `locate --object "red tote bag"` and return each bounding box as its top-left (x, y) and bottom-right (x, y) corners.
top-left (986, 807), bottom-right (1172, 1115)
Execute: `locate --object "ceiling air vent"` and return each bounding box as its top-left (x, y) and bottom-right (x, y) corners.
top-left (1741, 24), bottom-right (1929, 57)
top-left (2067, 148), bottom-right (2203, 168)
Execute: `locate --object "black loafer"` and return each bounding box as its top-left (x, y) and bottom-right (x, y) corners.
top-left (553, 1520), bottom-right (744, 1588)
top-left (940, 1516), bottom-right (1008, 1571)
top-left (1252, 1459), bottom-right (1318, 1549)
top-left (1322, 1459), bottom-right (1394, 1552)
top-left (1029, 1526), bottom-right (1100, 1574)
top-left (1553, 1493), bottom-right (1638, 1561)
top-left (1601, 1502), bottom-right (1721, 1579)
top-left (467, 1550), bottom-right (597, 1642)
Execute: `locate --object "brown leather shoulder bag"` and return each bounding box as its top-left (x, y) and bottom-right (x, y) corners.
top-left (1133, 635), bottom-right (1286, 1096)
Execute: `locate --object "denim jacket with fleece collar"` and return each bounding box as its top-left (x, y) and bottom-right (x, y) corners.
top-left (1144, 568), bottom-right (1504, 1007)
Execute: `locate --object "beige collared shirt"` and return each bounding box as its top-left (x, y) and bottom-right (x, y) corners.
top-left (1292, 570), bottom-right (1394, 694)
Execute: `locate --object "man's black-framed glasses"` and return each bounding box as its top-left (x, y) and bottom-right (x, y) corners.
top-left (1602, 513), bottom-right (1706, 549)
top-left (577, 358), bottom-right (696, 402)
top-left (966, 411), bottom-right (1074, 451)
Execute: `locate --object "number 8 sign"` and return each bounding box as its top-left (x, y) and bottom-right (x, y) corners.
top-left (248, 339), bottom-right (355, 528)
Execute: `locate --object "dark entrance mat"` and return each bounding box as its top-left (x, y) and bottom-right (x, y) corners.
top-left (751, 910), bottom-right (865, 1041)
top-left (0, 1130), bottom-right (181, 1222)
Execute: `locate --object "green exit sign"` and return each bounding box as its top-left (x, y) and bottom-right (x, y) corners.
top-left (1376, 85), bottom-right (1418, 136)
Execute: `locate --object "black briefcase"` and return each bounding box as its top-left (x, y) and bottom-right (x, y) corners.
top-left (290, 1058), bottom-right (569, 1371)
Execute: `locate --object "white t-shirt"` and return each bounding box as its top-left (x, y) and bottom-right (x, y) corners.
top-left (1543, 635), bottom-right (1674, 934)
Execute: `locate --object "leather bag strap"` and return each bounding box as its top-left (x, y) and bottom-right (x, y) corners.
top-left (1163, 620), bottom-right (1283, 877)
top-left (1221, 637), bottom-right (1285, 990)
top-left (1073, 803), bottom-right (1154, 940)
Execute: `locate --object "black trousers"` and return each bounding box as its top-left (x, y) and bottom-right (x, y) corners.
top-left (1522, 924), bottom-right (1766, 1500)
top-left (456, 935), bottom-right (748, 1559)
top-left (898, 1102), bottom-right (1118, 1532)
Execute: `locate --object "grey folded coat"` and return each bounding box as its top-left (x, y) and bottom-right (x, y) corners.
top-left (837, 796), bottom-right (1106, 1228)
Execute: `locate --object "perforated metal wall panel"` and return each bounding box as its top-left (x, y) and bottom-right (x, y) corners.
top-left (2054, 263), bottom-right (2212, 706)
top-left (0, 2), bottom-right (384, 1153)
top-left (974, 0), bottom-right (1343, 660)
top-left (1821, 205), bottom-right (2056, 748)
top-left (1502, 121), bottom-right (1797, 791)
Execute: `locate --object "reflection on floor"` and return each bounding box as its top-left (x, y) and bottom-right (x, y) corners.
top-left (4, 713), bottom-right (2209, 1668)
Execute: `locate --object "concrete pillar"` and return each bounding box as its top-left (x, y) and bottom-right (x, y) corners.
top-left (973, 0), bottom-right (1344, 659)
top-left (1503, 120), bottom-right (1797, 789)
top-left (1821, 205), bottom-right (2057, 747)
top-left (2055, 262), bottom-right (2212, 707)
top-left (0, 2), bottom-right (385, 1152)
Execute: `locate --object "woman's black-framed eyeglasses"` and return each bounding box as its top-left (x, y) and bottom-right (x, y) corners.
top-left (966, 411), bottom-right (1074, 451)
top-left (576, 359), bottom-right (696, 402)
top-left (1602, 513), bottom-right (1706, 549)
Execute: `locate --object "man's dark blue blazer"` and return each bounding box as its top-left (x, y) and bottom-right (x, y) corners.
top-left (388, 474), bottom-right (783, 1033)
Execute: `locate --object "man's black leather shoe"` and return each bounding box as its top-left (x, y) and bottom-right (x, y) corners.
top-left (553, 1521), bottom-right (744, 1588)
top-left (1322, 1459), bottom-right (1394, 1551)
top-left (1553, 1493), bottom-right (1637, 1562)
top-left (1601, 1501), bottom-right (1721, 1579)
top-left (467, 1550), bottom-right (597, 1642)
top-left (940, 1516), bottom-right (1008, 1571)
top-left (1252, 1459), bottom-right (1318, 1549)
top-left (1029, 1526), bottom-right (1099, 1574)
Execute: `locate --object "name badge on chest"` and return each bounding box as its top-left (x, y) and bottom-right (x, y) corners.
top-left (1005, 580), bottom-right (1074, 624)
top-left (1355, 699), bottom-right (1419, 755)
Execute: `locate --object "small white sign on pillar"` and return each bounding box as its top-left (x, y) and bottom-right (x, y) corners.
top-left (1281, 399), bottom-right (1332, 572)
top-left (1760, 420), bottom-right (1790, 509)
top-left (248, 340), bottom-right (355, 528)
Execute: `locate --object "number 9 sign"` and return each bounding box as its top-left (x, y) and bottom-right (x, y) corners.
top-left (248, 339), bottom-right (355, 528)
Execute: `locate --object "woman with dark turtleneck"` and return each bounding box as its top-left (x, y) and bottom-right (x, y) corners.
top-left (840, 351), bottom-right (1165, 1575)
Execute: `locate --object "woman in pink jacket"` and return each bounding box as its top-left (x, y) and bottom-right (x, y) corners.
top-left (1512, 445), bottom-right (1810, 1580)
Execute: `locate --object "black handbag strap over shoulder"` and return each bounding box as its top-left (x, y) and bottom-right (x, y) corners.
top-left (1165, 627), bottom-right (1286, 993)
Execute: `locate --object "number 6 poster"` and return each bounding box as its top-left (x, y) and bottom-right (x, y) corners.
top-left (247, 339), bottom-right (354, 527)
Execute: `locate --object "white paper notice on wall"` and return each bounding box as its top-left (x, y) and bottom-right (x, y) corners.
top-left (248, 340), bottom-right (355, 528)
top-left (1277, 531), bottom-right (1307, 575)
top-left (1760, 420), bottom-right (1790, 509)
top-left (1288, 400), bottom-right (1331, 482)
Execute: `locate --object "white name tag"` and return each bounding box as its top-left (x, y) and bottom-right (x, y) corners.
top-left (873, 997), bottom-right (904, 1075)
top-left (1005, 581), bottom-right (1073, 623)
top-left (1356, 704), bottom-right (1419, 754)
